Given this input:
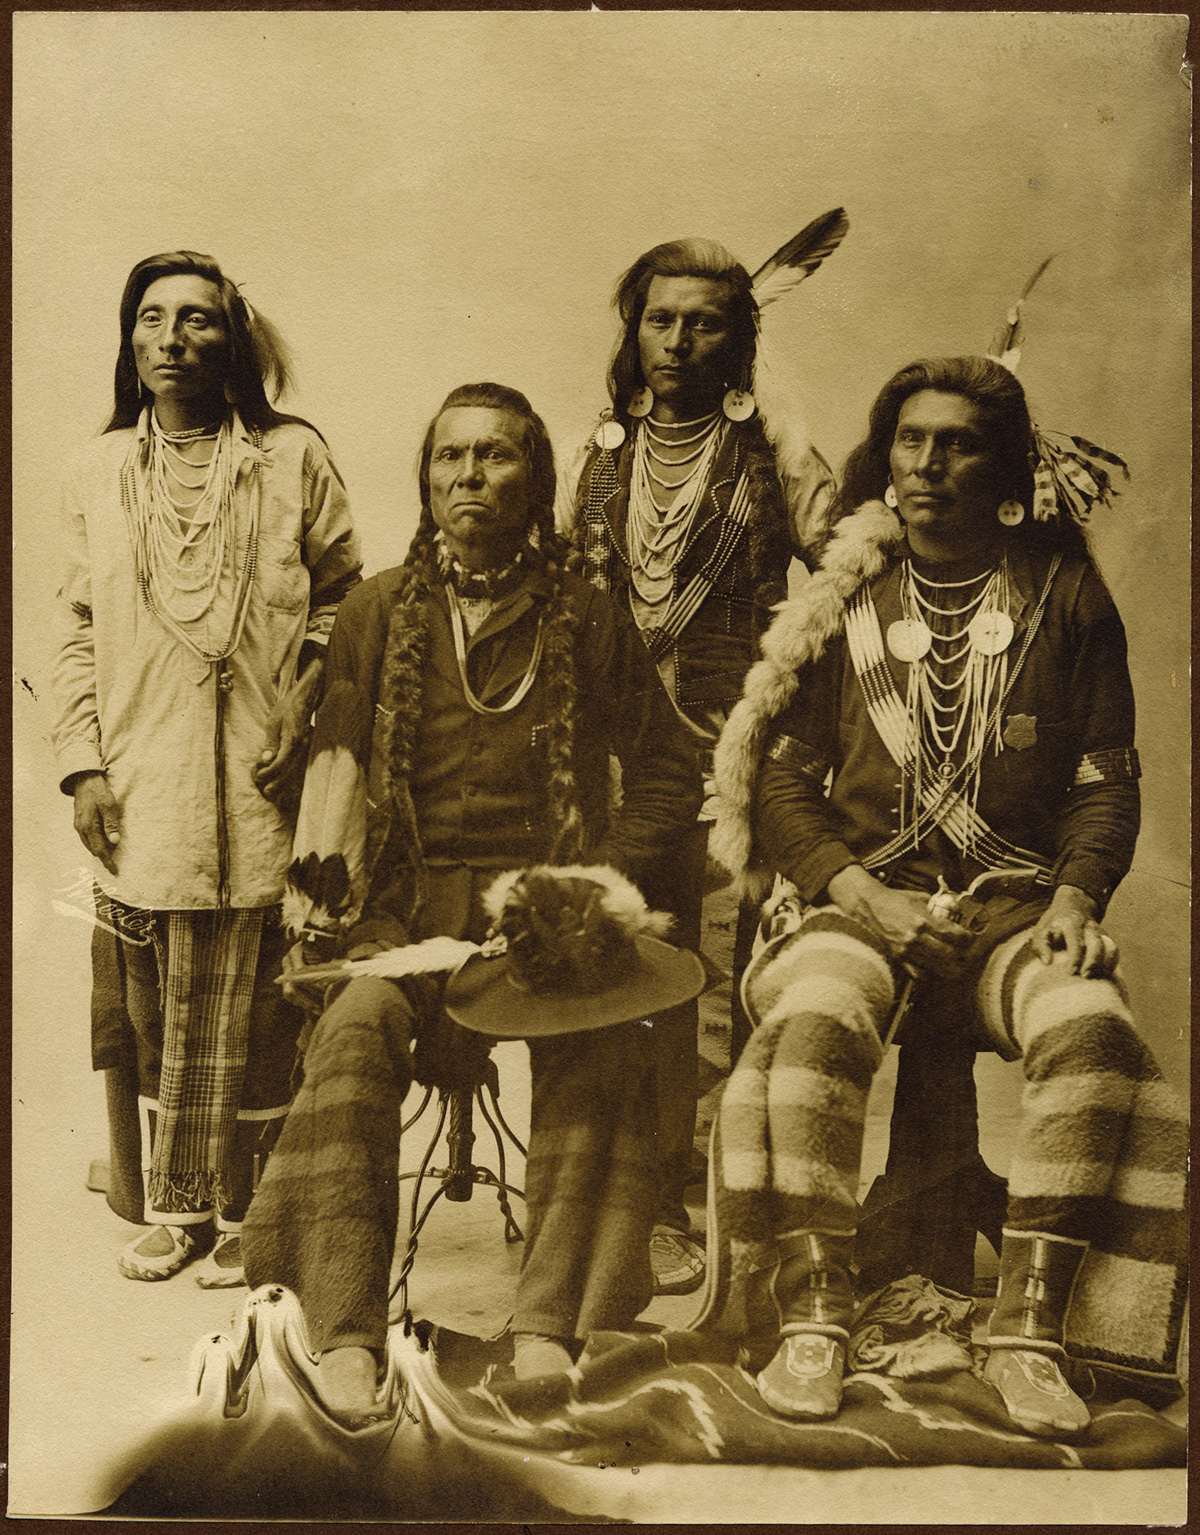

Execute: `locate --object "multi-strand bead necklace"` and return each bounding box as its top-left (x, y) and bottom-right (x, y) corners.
top-left (628, 409), bottom-right (724, 605)
top-left (122, 413), bottom-right (259, 664)
top-left (888, 554), bottom-right (1014, 823)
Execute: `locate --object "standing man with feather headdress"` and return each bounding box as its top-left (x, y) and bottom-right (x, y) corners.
top-left (241, 383), bottom-right (704, 1426)
top-left (560, 213), bottom-right (847, 1294)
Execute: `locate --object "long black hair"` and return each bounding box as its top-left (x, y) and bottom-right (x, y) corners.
top-left (105, 249), bottom-right (297, 434)
top-left (607, 238), bottom-right (758, 422)
top-left (835, 355), bottom-right (1089, 557)
top-left (371, 384), bottom-right (584, 922)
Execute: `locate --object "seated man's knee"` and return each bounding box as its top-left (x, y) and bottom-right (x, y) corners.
top-left (1019, 986), bottom-right (1143, 1078)
top-left (745, 909), bottom-right (894, 1042)
top-left (306, 975), bottom-right (416, 1072)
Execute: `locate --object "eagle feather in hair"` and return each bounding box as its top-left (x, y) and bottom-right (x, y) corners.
top-left (987, 254), bottom-right (1056, 374)
top-left (751, 207), bottom-right (850, 308)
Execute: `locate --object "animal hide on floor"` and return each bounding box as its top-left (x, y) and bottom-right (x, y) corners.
top-left (107, 1284), bottom-right (1185, 1521)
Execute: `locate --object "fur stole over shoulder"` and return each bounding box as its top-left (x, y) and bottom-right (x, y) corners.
top-left (710, 499), bottom-right (903, 898)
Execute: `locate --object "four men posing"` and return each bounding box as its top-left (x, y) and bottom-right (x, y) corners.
top-left (53, 244), bottom-right (1185, 1438)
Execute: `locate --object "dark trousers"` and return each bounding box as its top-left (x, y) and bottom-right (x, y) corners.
top-left (638, 821), bottom-right (708, 1232)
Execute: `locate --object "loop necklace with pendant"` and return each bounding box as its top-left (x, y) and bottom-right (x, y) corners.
top-left (122, 410), bottom-right (261, 666)
top-left (888, 554), bottom-right (1016, 811)
top-left (447, 586), bottom-right (545, 716)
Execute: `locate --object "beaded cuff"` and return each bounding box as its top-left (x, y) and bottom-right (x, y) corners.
top-left (766, 733), bottom-right (831, 783)
top-left (1072, 747), bottom-right (1141, 788)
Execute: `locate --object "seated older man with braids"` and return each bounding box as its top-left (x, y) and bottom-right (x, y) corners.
top-left (242, 383), bottom-right (703, 1426)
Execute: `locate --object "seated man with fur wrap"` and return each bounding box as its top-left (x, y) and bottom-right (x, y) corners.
top-left (704, 357), bottom-right (1187, 1438)
top-left (242, 383), bottom-right (703, 1425)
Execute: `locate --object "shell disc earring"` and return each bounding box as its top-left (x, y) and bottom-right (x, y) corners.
top-left (722, 388), bottom-right (755, 421)
top-left (627, 387), bottom-right (654, 418)
top-left (884, 483), bottom-right (899, 509)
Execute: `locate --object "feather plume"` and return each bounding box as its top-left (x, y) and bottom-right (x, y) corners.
top-left (987, 255), bottom-right (1056, 374)
top-left (751, 208), bottom-right (849, 309)
top-left (282, 850), bottom-right (354, 938)
top-left (274, 934), bottom-right (485, 987)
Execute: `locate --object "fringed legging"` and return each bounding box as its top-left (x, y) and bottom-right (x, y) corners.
top-left (716, 907), bottom-right (1188, 1366)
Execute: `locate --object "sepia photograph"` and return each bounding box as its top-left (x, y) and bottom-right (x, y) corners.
top-left (11, 8), bottom-right (1189, 1523)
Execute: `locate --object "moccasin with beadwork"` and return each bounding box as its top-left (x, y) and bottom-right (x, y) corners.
top-left (983, 1347), bottom-right (1091, 1438)
top-left (117, 1222), bottom-right (211, 1281)
top-left (193, 1231), bottom-right (247, 1289)
top-left (756, 1332), bottom-right (846, 1420)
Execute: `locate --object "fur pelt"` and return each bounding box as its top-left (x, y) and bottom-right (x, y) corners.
top-left (710, 500), bottom-right (903, 897)
top-left (482, 863), bottom-right (673, 939)
top-left (754, 329), bottom-right (831, 563)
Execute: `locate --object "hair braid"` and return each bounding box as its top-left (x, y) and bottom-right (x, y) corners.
top-left (744, 443), bottom-right (793, 611)
top-left (371, 512), bottom-right (439, 922)
top-left (537, 533), bottom-right (585, 864)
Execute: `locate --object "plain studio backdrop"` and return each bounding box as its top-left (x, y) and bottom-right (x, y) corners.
top-left (11, 10), bottom-right (1189, 1520)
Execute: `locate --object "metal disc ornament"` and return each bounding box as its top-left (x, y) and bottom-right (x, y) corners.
top-left (968, 609), bottom-right (1014, 656)
top-left (595, 419), bottom-right (625, 451)
top-left (887, 617), bottom-right (932, 662)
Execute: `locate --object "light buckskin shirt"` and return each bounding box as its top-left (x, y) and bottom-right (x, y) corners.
top-left (52, 409), bottom-right (362, 911)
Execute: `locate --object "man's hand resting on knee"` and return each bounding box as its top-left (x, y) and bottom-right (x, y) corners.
top-left (1031, 884), bottom-right (1114, 976)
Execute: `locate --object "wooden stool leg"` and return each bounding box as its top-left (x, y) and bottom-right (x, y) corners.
top-left (392, 1075), bottom-right (528, 1319)
top-left (444, 1089), bottom-right (475, 1202)
top-left (729, 895), bottom-right (761, 1068)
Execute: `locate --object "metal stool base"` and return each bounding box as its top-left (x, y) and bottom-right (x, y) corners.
top-left (390, 1066), bottom-right (526, 1320)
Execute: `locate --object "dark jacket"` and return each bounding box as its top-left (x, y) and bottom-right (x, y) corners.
top-left (756, 547), bottom-right (1139, 914)
top-left (306, 560), bottom-right (703, 948)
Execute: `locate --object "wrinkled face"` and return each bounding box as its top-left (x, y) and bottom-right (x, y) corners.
top-left (131, 274), bottom-right (229, 408)
top-left (637, 275), bottom-right (736, 412)
top-left (428, 406), bottom-right (533, 566)
top-left (888, 391), bottom-right (1001, 552)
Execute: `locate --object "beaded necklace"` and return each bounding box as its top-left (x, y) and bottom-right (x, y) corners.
top-left (447, 586), bottom-right (545, 715)
top-left (889, 553), bottom-right (1013, 832)
top-left (628, 414), bottom-right (725, 605)
top-left (121, 411), bottom-right (261, 664)
top-left (435, 531), bottom-right (529, 602)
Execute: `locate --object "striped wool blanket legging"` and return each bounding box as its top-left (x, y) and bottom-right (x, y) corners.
top-left (712, 907), bottom-right (1187, 1380)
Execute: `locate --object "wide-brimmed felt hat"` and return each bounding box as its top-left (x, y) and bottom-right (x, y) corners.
top-left (443, 865), bottom-right (705, 1038)
top-left (446, 933), bottom-right (704, 1037)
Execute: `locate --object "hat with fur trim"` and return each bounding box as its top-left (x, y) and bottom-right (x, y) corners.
top-left (444, 864), bottom-right (705, 1037)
